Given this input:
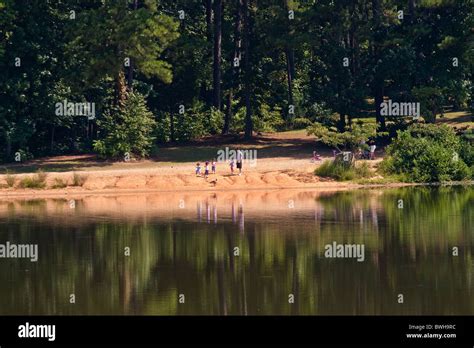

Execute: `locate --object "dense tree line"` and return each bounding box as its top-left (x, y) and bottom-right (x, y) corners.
top-left (0, 0), bottom-right (473, 161)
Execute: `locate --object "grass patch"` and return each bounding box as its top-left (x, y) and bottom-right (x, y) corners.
top-left (72, 172), bottom-right (87, 186)
top-left (5, 171), bottom-right (16, 187)
top-left (51, 177), bottom-right (68, 189)
top-left (355, 175), bottom-right (406, 185)
top-left (315, 160), bottom-right (372, 181)
top-left (19, 170), bottom-right (47, 189)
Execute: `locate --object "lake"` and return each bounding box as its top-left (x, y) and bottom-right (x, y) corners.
top-left (0, 186), bottom-right (472, 315)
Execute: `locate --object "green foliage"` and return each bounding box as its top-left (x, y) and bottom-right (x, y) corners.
top-left (173, 101), bottom-right (209, 142)
top-left (315, 160), bottom-right (372, 181)
top-left (19, 171), bottom-right (47, 189)
top-left (411, 87), bottom-right (444, 123)
top-left (253, 104), bottom-right (284, 132)
top-left (93, 92), bottom-right (156, 159)
top-left (155, 115), bottom-right (171, 143)
top-left (307, 121), bottom-right (377, 152)
top-left (382, 124), bottom-right (471, 182)
top-left (0, 0), bottom-right (473, 157)
top-left (459, 139), bottom-right (474, 178)
top-left (67, 1), bottom-right (179, 85)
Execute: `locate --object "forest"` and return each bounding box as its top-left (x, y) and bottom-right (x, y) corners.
top-left (0, 0), bottom-right (473, 181)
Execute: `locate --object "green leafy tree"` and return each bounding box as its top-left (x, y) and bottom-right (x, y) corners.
top-left (93, 92), bottom-right (156, 159)
top-left (67, 0), bottom-right (179, 105)
top-left (307, 121), bottom-right (377, 153)
top-left (382, 124), bottom-right (471, 182)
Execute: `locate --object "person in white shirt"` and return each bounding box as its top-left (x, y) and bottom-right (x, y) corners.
top-left (369, 143), bottom-right (376, 160)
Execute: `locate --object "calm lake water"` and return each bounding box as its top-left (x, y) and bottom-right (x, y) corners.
top-left (0, 186), bottom-right (473, 315)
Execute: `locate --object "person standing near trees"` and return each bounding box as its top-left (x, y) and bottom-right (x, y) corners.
top-left (370, 142), bottom-right (377, 160)
top-left (236, 150), bottom-right (243, 175)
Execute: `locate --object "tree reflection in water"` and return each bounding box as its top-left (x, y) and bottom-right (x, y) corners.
top-left (0, 186), bottom-right (472, 315)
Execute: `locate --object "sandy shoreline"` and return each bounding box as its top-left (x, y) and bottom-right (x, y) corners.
top-left (0, 161), bottom-right (470, 199)
top-left (0, 171), bottom-right (423, 200)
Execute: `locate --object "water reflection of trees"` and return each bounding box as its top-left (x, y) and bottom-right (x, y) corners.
top-left (0, 187), bottom-right (472, 315)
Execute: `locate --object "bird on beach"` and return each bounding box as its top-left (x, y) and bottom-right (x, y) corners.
top-left (209, 178), bottom-right (218, 186)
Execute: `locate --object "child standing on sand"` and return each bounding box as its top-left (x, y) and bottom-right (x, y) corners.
top-left (204, 161), bottom-right (210, 178)
top-left (212, 159), bottom-right (216, 174)
top-left (229, 159), bottom-right (235, 174)
top-left (195, 162), bottom-right (201, 176)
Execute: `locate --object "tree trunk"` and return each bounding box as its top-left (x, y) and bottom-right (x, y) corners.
top-left (243, 0), bottom-right (253, 139)
top-left (408, 0), bottom-right (415, 22)
top-left (285, 48), bottom-right (295, 116)
top-left (127, 0), bottom-right (138, 91)
top-left (50, 126), bottom-right (55, 153)
top-left (339, 114), bottom-right (346, 132)
top-left (205, 0), bottom-right (213, 43)
top-left (213, 0), bottom-right (223, 110)
top-left (5, 131), bottom-right (12, 159)
top-left (284, 0), bottom-right (295, 119)
top-left (371, 0), bottom-right (386, 130)
top-left (374, 85), bottom-right (385, 129)
top-left (116, 70), bottom-right (127, 107)
top-left (223, 91), bottom-right (233, 135)
top-left (170, 112), bottom-right (175, 142)
top-left (222, 0), bottom-right (243, 135)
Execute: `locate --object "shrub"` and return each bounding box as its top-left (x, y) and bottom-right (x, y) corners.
top-left (460, 139), bottom-right (474, 166)
top-left (93, 92), bottom-right (157, 159)
top-left (5, 172), bottom-right (16, 187)
top-left (459, 139), bottom-right (474, 179)
top-left (315, 160), bottom-right (372, 181)
top-left (253, 104), bottom-right (284, 132)
top-left (51, 178), bottom-right (67, 189)
top-left (381, 124), bottom-right (471, 182)
top-left (230, 104), bottom-right (285, 134)
top-left (72, 172), bottom-right (87, 186)
top-left (155, 115), bottom-right (171, 143)
top-left (171, 100), bottom-right (208, 142)
top-left (19, 170), bottom-right (47, 189)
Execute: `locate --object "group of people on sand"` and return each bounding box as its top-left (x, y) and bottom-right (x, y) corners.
top-left (195, 160), bottom-right (217, 178)
top-left (195, 157), bottom-right (243, 179)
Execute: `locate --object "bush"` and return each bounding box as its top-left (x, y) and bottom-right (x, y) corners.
top-left (5, 172), bottom-right (16, 187)
top-left (253, 104), bottom-right (284, 132)
top-left (171, 100), bottom-right (211, 142)
top-left (19, 170), bottom-right (47, 189)
top-left (154, 115), bottom-right (171, 143)
top-left (230, 104), bottom-right (284, 134)
top-left (93, 92), bottom-right (157, 159)
top-left (381, 124), bottom-right (471, 182)
top-left (51, 178), bottom-right (67, 189)
top-left (315, 160), bottom-right (372, 181)
top-left (72, 172), bottom-right (87, 186)
top-left (459, 139), bottom-right (474, 167)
